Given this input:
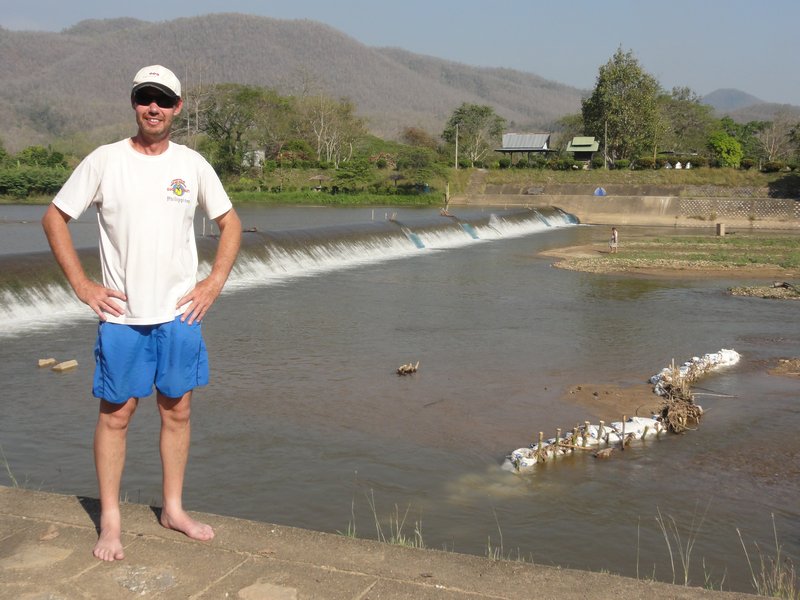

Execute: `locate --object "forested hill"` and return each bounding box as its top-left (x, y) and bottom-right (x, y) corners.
top-left (0, 13), bottom-right (585, 152)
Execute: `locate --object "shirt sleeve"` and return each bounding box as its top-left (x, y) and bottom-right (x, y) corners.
top-left (52, 152), bottom-right (102, 220)
top-left (196, 157), bottom-right (232, 221)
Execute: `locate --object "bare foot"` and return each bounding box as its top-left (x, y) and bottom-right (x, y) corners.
top-left (93, 514), bottom-right (125, 561)
top-left (160, 509), bottom-right (215, 541)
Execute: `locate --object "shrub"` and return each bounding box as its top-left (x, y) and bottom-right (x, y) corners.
top-left (762, 161), bottom-right (785, 173)
top-left (531, 156), bottom-right (548, 169)
top-left (614, 159), bottom-right (630, 170)
top-left (740, 158), bottom-right (755, 170)
top-left (547, 157), bottom-right (576, 171)
top-left (635, 156), bottom-right (655, 170)
top-left (0, 165), bottom-right (70, 198)
top-left (590, 155), bottom-right (605, 169)
top-left (689, 156), bottom-right (708, 168)
top-left (515, 158), bottom-right (528, 169)
top-left (498, 158), bottom-right (511, 169)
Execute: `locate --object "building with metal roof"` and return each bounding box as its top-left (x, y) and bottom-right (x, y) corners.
top-left (565, 136), bottom-right (600, 162)
top-left (496, 133), bottom-right (554, 164)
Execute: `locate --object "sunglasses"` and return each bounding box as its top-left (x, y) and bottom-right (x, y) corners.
top-left (133, 89), bottom-right (178, 109)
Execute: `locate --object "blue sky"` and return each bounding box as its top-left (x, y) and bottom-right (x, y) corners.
top-left (3, 0), bottom-right (797, 105)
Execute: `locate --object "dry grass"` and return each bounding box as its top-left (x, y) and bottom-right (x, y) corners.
top-left (738, 515), bottom-right (799, 599)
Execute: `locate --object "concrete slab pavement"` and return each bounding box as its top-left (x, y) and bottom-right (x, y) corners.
top-left (0, 486), bottom-right (757, 599)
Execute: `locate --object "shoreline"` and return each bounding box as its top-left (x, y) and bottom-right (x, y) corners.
top-left (538, 228), bottom-right (800, 283)
top-left (543, 234), bottom-right (800, 421)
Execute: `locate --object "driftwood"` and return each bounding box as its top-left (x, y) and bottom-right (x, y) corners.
top-left (396, 361), bottom-right (419, 376)
top-left (593, 447), bottom-right (615, 459)
top-left (773, 281), bottom-right (799, 292)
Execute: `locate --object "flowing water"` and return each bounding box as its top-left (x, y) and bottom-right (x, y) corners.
top-left (1, 203), bottom-right (798, 592)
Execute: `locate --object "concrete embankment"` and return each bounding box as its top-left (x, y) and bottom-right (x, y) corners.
top-left (450, 176), bottom-right (799, 229)
top-left (455, 194), bottom-right (799, 229)
top-left (0, 486), bottom-right (755, 599)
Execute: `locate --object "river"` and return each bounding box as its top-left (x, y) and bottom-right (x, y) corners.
top-left (1, 203), bottom-right (797, 592)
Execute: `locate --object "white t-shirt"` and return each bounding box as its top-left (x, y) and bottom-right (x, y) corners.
top-left (54, 139), bottom-right (233, 325)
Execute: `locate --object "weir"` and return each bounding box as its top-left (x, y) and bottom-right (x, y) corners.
top-left (0, 207), bottom-right (578, 337)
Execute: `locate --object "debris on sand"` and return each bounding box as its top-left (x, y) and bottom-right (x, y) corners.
top-left (504, 349), bottom-right (740, 472)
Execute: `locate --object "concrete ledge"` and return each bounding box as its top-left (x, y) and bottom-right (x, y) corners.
top-left (452, 195), bottom-right (799, 229)
top-left (0, 486), bottom-right (754, 599)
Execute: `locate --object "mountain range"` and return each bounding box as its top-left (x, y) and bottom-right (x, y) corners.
top-left (0, 13), bottom-right (795, 153)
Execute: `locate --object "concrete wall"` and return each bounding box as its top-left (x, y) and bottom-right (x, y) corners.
top-left (452, 194), bottom-right (800, 229)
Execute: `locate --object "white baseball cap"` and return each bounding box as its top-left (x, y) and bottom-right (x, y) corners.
top-left (131, 65), bottom-right (181, 99)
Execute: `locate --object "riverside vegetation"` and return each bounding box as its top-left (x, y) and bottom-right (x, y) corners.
top-left (2, 165), bottom-right (796, 206)
top-left (548, 233), bottom-right (800, 291)
top-left (342, 489), bottom-right (798, 597)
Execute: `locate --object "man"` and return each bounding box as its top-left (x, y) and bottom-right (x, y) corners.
top-left (609, 227), bottom-right (619, 253)
top-left (41, 65), bottom-right (241, 562)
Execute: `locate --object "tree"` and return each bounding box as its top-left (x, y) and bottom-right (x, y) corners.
top-left (396, 146), bottom-right (442, 184)
top-left (581, 48), bottom-right (660, 164)
top-left (0, 138), bottom-right (9, 165)
top-left (295, 95), bottom-right (367, 168)
top-left (753, 111), bottom-right (798, 163)
top-left (193, 84), bottom-right (268, 175)
top-left (707, 131), bottom-right (744, 167)
top-left (400, 127), bottom-right (439, 150)
top-left (717, 116), bottom-right (762, 161)
top-left (442, 103), bottom-right (506, 167)
top-left (14, 145), bottom-right (67, 168)
top-left (334, 158), bottom-right (373, 189)
top-left (657, 87), bottom-right (716, 155)
top-left (551, 113), bottom-right (584, 150)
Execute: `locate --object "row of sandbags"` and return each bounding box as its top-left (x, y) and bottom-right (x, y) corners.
top-left (649, 348), bottom-right (740, 397)
top-left (504, 349), bottom-right (740, 473)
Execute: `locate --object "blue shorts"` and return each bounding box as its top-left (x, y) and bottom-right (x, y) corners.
top-left (92, 316), bottom-right (209, 404)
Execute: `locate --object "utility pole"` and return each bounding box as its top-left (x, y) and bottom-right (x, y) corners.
top-left (454, 123), bottom-right (459, 170)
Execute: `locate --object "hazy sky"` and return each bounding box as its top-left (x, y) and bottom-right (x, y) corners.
top-left (2, 0), bottom-right (797, 105)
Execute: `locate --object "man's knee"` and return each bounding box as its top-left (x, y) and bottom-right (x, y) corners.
top-left (158, 392), bottom-right (192, 426)
top-left (98, 398), bottom-right (137, 431)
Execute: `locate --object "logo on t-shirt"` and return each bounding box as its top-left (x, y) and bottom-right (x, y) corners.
top-left (166, 179), bottom-right (191, 204)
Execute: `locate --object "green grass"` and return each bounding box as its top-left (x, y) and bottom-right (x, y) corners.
top-left (613, 235), bottom-right (800, 270)
top-left (230, 190), bottom-right (441, 206)
top-left (339, 494), bottom-right (798, 596)
top-left (339, 490), bottom-right (426, 549)
top-left (1, 445), bottom-right (19, 487)
top-left (485, 166), bottom-right (790, 188)
top-left (738, 515), bottom-right (799, 599)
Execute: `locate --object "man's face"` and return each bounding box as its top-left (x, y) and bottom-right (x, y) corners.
top-left (132, 87), bottom-right (182, 141)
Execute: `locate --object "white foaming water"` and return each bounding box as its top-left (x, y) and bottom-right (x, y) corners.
top-left (1, 283), bottom-right (89, 337)
top-left (218, 210), bottom-right (575, 291)
top-left (2, 211), bottom-right (577, 337)
top-left (222, 235), bottom-right (424, 291)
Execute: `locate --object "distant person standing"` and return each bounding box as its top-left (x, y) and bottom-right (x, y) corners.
top-left (41, 65), bottom-right (241, 561)
top-left (609, 227), bottom-right (619, 253)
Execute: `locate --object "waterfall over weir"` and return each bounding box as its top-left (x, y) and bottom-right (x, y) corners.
top-left (0, 207), bottom-right (578, 337)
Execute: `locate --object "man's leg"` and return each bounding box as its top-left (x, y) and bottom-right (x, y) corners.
top-left (93, 397), bottom-right (138, 561)
top-left (157, 390), bottom-right (214, 541)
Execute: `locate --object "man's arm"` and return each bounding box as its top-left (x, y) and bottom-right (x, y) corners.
top-left (41, 204), bottom-right (126, 320)
top-left (177, 207), bottom-right (242, 324)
